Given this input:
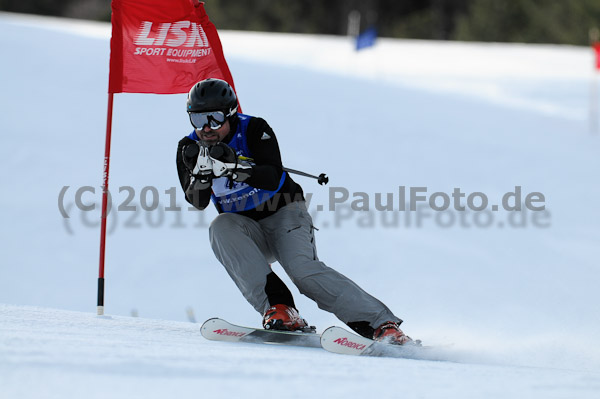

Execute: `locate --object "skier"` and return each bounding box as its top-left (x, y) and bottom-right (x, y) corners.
top-left (176, 78), bottom-right (412, 345)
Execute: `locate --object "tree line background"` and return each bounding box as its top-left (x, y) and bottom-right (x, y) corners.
top-left (2, 0), bottom-right (600, 46)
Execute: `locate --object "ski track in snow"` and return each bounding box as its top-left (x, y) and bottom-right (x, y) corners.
top-left (1, 12), bottom-right (600, 398)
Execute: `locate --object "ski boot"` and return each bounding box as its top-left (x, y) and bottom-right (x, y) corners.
top-left (373, 321), bottom-right (413, 345)
top-left (262, 304), bottom-right (314, 333)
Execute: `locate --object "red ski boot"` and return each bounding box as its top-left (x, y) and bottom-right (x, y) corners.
top-left (262, 304), bottom-right (309, 331)
top-left (373, 321), bottom-right (413, 345)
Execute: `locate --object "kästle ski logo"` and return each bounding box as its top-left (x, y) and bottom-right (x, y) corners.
top-left (213, 328), bottom-right (246, 337)
top-left (333, 337), bottom-right (367, 350)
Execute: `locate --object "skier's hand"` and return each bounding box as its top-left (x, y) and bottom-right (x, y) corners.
top-left (209, 143), bottom-right (253, 182)
top-left (208, 142), bottom-right (237, 163)
top-left (187, 174), bottom-right (212, 192)
top-left (182, 142), bottom-right (200, 171)
top-left (229, 160), bottom-right (253, 182)
top-left (183, 142), bottom-right (213, 176)
top-left (182, 142), bottom-right (214, 189)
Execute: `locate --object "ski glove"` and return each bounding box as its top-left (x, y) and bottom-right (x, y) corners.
top-left (182, 142), bottom-right (213, 190)
top-left (208, 142), bottom-right (253, 182)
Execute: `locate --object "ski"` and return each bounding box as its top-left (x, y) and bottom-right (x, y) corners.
top-left (320, 326), bottom-right (436, 360)
top-left (200, 318), bottom-right (321, 348)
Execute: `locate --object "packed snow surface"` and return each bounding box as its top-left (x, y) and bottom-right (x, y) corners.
top-left (1, 12), bottom-right (599, 398)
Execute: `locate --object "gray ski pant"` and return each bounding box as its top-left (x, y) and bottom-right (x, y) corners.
top-left (209, 201), bottom-right (401, 328)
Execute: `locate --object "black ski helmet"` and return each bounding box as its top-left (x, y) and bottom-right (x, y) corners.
top-left (187, 78), bottom-right (238, 117)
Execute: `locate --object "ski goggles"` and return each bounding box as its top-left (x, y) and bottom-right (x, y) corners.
top-left (189, 110), bottom-right (227, 130)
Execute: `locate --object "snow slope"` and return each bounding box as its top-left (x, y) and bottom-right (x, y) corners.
top-left (1, 12), bottom-right (599, 398)
top-left (2, 304), bottom-right (599, 399)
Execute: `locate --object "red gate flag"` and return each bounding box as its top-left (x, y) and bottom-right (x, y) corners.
top-left (109, 0), bottom-right (237, 94)
top-left (99, 0), bottom-right (239, 316)
top-left (594, 42), bottom-right (600, 70)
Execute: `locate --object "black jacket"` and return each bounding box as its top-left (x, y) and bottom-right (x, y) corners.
top-left (176, 115), bottom-right (304, 221)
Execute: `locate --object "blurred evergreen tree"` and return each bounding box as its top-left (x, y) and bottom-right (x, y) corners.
top-left (1, 0), bottom-right (599, 45)
top-left (0, 0), bottom-right (74, 16)
top-left (204, 0), bottom-right (347, 35)
top-left (454, 0), bottom-right (600, 45)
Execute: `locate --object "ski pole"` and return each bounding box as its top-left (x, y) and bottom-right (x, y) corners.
top-left (239, 155), bottom-right (329, 185)
top-left (283, 167), bottom-right (329, 185)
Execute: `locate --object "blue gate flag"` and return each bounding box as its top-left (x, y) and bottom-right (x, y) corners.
top-left (356, 26), bottom-right (377, 51)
